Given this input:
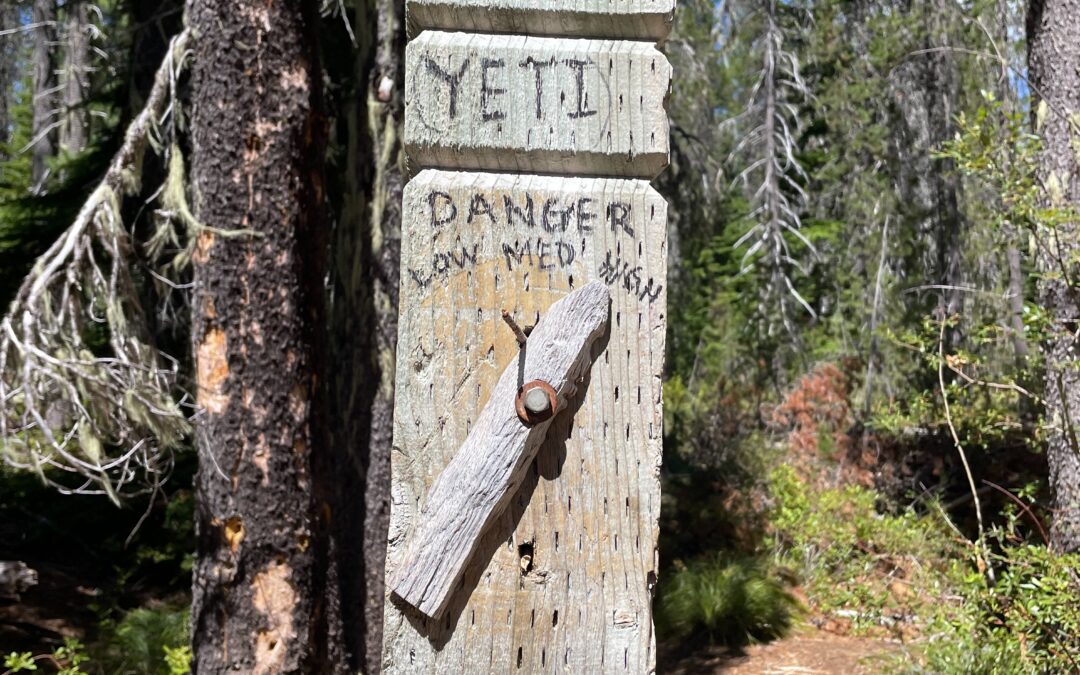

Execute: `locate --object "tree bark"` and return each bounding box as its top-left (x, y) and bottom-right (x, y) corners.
top-left (327, 0), bottom-right (404, 670)
top-left (924, 0), bottom-right (964, 348)
top-left (1028, 0), bottom-right (1080, 552)
top-left (1006, 245), bottom-right (1029, 363)
top-left (0, 1), bottom-right (17, 163)
top-left (992, 0), bottom-right (1030, 365)
top-left (59, 0), bottom-right (89, 154)
top-left (31, 0), bottom-right (57, 188)
top-left (188, 0), bottom-right (348, 671)
top-left (890, 0), bottom-right (965, 351)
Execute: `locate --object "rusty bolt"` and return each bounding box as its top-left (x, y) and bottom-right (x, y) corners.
top-left (516, 380), bottom-right (557, 425)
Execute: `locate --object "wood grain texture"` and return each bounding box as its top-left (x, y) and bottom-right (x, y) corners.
top-left (405, 32), bottom-right (671, 178)
top-left (391, 281), bottom-right (611, 618)
top-left (407, 0), bottom-right (675, 40)
top-left (383, 170), bottom-right (666, 673)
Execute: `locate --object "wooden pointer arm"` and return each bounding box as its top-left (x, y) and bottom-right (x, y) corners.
top-left (390, 281), bottom-right (611, 618)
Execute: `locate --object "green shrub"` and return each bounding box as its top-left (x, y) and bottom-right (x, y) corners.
top-left (4, 637), bottom-right (89, 675)
top-left (656, 555), bottom-right (798, 645)
top-left (769, 465), bottom-right (959, 631)
top-left (904, 544), bottom-right (1080, 674)
top-left (93, 606), bottom-right (189, 675)
top-left (768, 465), bottom-right (1080, 672)
top-left (162, 646), bottom-right (192, 675)
top-left (902, 636), bottom-right (1025, 675)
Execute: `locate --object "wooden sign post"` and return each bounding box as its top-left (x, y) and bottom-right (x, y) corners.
top-left (383, 2), bottom-right (672, 671)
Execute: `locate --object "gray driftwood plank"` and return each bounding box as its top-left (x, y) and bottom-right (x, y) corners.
top-left (390, 280), bottom-right (611, 618)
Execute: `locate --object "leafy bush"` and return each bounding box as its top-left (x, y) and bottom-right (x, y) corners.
top-left (162, 646), bottom-right (192, 675)
top-left (905, 540), bottom-right (1080, 673)
top-left (92, 606), bottom-right (189, 675)
top-left (2, 603), bottom-right (190, 675)
top-left (773, 466), bottom-right (959, 613)
top-left (769, 465), bottom-right (959, 632)
top-left (656, 555), bottom-right (798, 645)
top-left (770, 465), bottom-right (1080, 672)
top-left (4, 638), bottom-right (89, 675)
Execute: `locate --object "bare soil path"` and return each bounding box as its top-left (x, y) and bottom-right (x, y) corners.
top-left (662, 633), bottom-right (903, 674)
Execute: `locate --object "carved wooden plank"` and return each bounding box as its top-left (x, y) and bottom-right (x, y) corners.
top-left (391, 281), bottom-right (611, 618)
top-left (407, 0), bottom-right (675, 40)
top-left (383, 170), bottom-right (666, 673)
top-left (405, 32), bottom-right (671, 178)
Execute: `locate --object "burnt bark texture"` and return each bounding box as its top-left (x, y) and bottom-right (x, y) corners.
top-left (326, 0), bottom-right (404, 671)
top-left (1028, 0), bottom-right (1080, 553)
top-left (188, 0), bottom-right (348, 671)
top-left (31, 0), bottom-right (57, 188)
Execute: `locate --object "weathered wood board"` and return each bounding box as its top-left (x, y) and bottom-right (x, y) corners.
top-left (383, 170), bottom-right (667, 672)
top-left (391, 282), bottom-right (611, 619)
top-left (405, 32), bottom-right (672, 178)
top-left (407, 0), bottom-right (676, 40)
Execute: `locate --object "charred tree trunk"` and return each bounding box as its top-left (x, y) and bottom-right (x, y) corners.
top-left (188, 0), bottom-right (348, 671)
top-left (31, 0), bottom-right (57, 188)
top-left (1028, 0), bottom-right (1080, 552)
top-left (328, 0), bottom-right (405, 669)
top-left (59, 0), bottom-right (89, 154)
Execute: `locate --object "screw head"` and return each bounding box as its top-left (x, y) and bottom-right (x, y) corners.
top-left (516, 380), bottom-right (558, 425)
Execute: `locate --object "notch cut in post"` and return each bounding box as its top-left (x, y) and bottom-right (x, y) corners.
top-left (390, 281), bottom-right (611, 619)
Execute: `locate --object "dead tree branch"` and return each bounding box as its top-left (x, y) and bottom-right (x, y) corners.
top-left (0, 29), bottom-right (192, 502)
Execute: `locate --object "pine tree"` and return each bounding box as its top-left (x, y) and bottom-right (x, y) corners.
top-left (186, 0), bottom-right (351, 669)
top-left (1027, 0), bottom-right (1080, 552)
top-left (59, 0), bottom-right (89, 154)
top-left (0, 1), bottom-right (18, 159)
top-left (30, 0), bottom-right (56, 189)
top-left (326, 0), bottom-right (405, 667)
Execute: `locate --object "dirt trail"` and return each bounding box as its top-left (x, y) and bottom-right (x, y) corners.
top-left (663, 633), bottom-right (903, 674)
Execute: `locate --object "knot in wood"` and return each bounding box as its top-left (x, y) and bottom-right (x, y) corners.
top-left (516, 380), bottom-right (557, 425)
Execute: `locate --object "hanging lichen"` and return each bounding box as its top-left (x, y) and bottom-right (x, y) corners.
top-left (0, 30), bottom-right (194, 502)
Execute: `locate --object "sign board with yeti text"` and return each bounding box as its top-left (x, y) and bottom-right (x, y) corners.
top-left (405, 33), bottom-right (671, 178)
top-left (384, 2), bottom-right (671, 672)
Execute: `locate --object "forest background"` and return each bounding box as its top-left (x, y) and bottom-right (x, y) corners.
top-left (1, 0), bottom-right (1079, 672)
